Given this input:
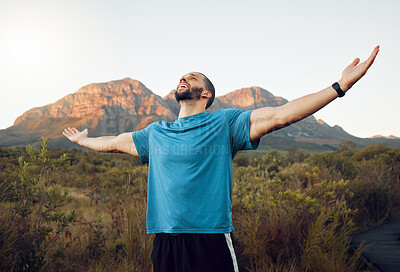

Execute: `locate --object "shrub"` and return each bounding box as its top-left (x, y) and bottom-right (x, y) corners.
top-left (301, 201), bottom-right (365, 272)
top-left (1, 138), bottom-right (77, 271)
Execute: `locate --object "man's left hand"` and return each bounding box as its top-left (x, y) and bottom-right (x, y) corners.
top-left (338, 45), bottom-right (380, 92)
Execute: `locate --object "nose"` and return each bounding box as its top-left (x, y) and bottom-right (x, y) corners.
top-left (180, 77), bottom-right (187, 83)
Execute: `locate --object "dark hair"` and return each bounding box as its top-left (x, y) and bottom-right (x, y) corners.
top-left (198, 72), bottom-right (215, 109)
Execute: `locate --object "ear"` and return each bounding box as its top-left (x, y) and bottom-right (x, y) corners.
top-left (201, 90), bottom-right (212, 98)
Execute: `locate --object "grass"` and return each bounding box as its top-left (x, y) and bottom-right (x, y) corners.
top-left (1, 142), bottom-right (400, 271)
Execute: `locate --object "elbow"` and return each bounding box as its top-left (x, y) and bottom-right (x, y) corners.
top-left (274, 108), bottom-right (303, 130)
top-left (108, 138), bottom-right (119, 153)
top-left (251, 107), bottom-right (297, 137)
top-left (275, 116), bottom-right (294, 129)
top-left (264, 114), bottom-right (295, 134)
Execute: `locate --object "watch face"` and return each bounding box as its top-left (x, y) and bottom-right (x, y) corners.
top-left (333, 82), bottom-right (345, 97)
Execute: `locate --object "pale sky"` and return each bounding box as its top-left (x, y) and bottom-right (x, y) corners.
top-left (0, 0), bottom-right (399, 138)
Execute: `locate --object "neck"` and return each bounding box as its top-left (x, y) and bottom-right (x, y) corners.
top-left (178, 100), bottom-right (206, 118)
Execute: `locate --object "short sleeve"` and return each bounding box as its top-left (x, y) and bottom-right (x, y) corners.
top-left (132, 124), bottom-right (153, 163)
top-left (223, 109), bottom-right (260, 157)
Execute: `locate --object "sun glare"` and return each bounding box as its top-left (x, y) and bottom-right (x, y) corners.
top-left (9, 34), bottom-right (41, 63)
top-left (3, 27), bottom-right (55, 75)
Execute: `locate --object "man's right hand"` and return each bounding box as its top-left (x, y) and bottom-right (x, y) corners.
top-left (62, 127), bottom-right (88, 144)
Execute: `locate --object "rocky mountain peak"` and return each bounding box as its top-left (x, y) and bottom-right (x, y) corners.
top-left (371, 135), bottom-right (399, 140)
top-left (217, 86), bottom-right (287, 108)
top-left (75, 78), bottom-right (152, 96)
top-left (5, 77), bottom-right (398, 151)
top-left (317, 119), bottom-right (329, 126)
top-left (14, 78), bottom-right (173, 128)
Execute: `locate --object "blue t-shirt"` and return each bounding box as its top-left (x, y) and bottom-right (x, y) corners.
top-left (132, 109), bottom-right (260, 234)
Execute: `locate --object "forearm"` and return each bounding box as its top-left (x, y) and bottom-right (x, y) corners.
top-left (78, 136), bottom-right (117, 152)
top-left (63, 128), bottom-right (138, 156)
top-left (250, 46), bottom-right (379, 141)
top-left (275, 84), bottom-right (341, 126)
top-left (250, 84), bottom-right (343, 140)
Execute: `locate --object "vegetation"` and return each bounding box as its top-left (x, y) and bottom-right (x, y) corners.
top-left (1, 140), bottom-right (399, 271)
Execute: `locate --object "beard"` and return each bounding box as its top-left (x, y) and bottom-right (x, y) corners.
top-left (175, 86), bottom-right (203, 104)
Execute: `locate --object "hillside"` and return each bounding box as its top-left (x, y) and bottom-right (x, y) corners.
top-left (1, 78), bottom-right (399, 151)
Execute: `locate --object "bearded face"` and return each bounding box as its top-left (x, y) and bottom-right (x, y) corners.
top-left (175, 86), bottom-right (204, 104)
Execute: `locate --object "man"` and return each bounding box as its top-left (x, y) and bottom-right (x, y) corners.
top-left (63, 46), bottom-right (380, 272)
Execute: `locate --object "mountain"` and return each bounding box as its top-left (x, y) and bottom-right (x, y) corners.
top-left (1, 78), bottom-right (176, 148)
top-left (371, 135), bottom-right (399, 140)
top-left (1, 78), bottom-right (399, 151)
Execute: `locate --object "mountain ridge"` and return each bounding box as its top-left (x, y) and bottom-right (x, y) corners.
top-left (1, 77), bottom-right (399, 151)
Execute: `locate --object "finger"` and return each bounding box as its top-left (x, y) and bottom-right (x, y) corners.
top-left (68, 127), bottom-right (75, 134)
top-left (350, 58), bottom-right (360, 67)
top-left (63, 129), bottom-right (71, 136)
top-left (365, 45), bottom-right (380, 68)
top-left (62, 130), bottom-right (71, 138)
top-left (370, 45), bottom-right (380, 60)
top-left (72, 127), bottom-right (80, 133)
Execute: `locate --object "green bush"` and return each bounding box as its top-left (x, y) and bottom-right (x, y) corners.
top-left (1, 138), bottom-right (77, 271)
top-left (3, 143), bottom-right (399, 271)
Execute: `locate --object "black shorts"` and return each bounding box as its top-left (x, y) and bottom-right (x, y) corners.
top-left (151, 232), bottom-right (239, 272)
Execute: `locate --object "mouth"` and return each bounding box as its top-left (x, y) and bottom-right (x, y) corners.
top-left (178, 83), bottom-right (190, 90)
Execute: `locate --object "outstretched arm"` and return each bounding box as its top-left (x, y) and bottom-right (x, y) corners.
top-left (249, 46), bottom-right (380, 141)
top-left (62, 127), bottom-right (139, 157)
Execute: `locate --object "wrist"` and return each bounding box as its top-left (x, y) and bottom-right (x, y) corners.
top-left (337, 80), bottom-right (350, 92)
top-left (77, 129), bottom-right (89, 146)
top-left (77, 137), bottom-right (86, 146)
top-left (332, 82), bottom-right (345, 97)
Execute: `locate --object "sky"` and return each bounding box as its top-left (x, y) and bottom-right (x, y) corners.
top-left (0, 0), bottom-right (399, 138)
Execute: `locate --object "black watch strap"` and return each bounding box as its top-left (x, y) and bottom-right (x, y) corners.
top-left (332, 82), bottom-right (345, 97)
